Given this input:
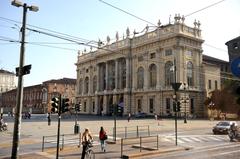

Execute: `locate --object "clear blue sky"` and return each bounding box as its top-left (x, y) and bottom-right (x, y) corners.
top-left (0, 0), bottom-right (240, 86)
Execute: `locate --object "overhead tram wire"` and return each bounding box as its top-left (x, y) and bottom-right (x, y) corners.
top-left (0, 20), bottom-right (230, 80)
top-left (184, 0), bottom-right (226, 17)
top-left (0, 16), bottom-right (92, 45)
top-left (99, 0), bottom-right (156, 27)
top-left (1, 28), bottom-right (237, 82)
top-left (21, 27), bottom-right (237, 81)
top-left (1, 2), bottom-right (231, 80)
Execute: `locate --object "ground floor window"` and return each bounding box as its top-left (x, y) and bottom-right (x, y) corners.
top-left (166, 98), bottom-right (170, 114)
top-left (149, 98), bottom-right (154, 113)
top-left (190, 98), bottom-right (194, 114)
top-left (84, 101), bottom-right (87, 112)
top-left (137, 99), bottom-right (142, 112)
top-left (92, 101), bottom-right (95, 112)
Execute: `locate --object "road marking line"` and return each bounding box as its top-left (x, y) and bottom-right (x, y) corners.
top-left (188, 137), bottom-right (201, 142)
top-left (179, 137), bottom-right (193, 142)
top-left (211, 149), bottom-right (240, 157)
top-left (207, 136), bottom-right (222, 141)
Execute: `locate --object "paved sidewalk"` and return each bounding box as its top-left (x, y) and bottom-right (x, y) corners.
top-left (0, 116), bottom-right (228, 158)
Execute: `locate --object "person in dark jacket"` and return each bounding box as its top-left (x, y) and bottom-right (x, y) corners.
top-left (99, 126), bottom-right (107, 152)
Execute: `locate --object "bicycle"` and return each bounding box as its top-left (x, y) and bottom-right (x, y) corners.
top-left (85, 141), bottom-right (95, 159)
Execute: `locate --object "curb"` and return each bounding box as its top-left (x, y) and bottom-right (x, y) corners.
top-left (122, 146), bottom-right (192, 159)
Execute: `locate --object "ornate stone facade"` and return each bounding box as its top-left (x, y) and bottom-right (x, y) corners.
top-left (76, 16), bottom-right (207, 117)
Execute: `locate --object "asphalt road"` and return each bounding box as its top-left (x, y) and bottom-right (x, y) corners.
top-left (0, 114), bottom-right (239, 158)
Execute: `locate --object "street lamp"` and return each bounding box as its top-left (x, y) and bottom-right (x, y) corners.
top-left (11, 1), bottom-right (38, 158)
top-left (208, 102), bottom-right (215, 120)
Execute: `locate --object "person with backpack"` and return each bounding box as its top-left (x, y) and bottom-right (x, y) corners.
top-left (99, 126), bottom-right (107, 152)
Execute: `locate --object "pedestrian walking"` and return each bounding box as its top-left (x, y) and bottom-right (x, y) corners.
top-left (81, 128), bottom-right (93, 159)
top-left (99, 126), bottom-right (107, 152)
top-left (128, 113), bottom-right (131, 122)
top-left (155, 114), bottom-right (158, 120)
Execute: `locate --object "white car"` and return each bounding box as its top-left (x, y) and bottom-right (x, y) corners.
top-left (212, 121), bottom-right (237, 134)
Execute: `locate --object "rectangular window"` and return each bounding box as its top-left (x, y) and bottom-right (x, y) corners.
top-left (166, 98), bottom-right (170, 114)
top-left (84, 101), bottom-right (87, 112)
top-left (92, 101), bottom-right (95, 112)
top-left (137, 99), bottom-right (142, 112)
top-left (149, 98), bottom-right (154, 113)
top-left (208, 80), bottom-right (211, 89)
top-left (215, 80), bottom-right (218, 90)
top-left (138, 56), bottom-right (143, 61)
top-left (150, 53), bottom-right (156, 59)
top-left (165, 49), bottom-right (172, 56)
top-left (190, 98), bottom-right (194, 114)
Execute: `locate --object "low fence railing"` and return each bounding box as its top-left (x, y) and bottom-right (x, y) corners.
top-left (42, 133), bottom-right (81, 152)
top-left (120, 135), bottom-right (159, 157)
top-left (112, 125), bottom-right (150, 139)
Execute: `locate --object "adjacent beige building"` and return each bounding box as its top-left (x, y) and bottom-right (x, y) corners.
top-left (75, 15), bottom-right (210, 117)
top-left (0, 69), bottom-right (16, 93)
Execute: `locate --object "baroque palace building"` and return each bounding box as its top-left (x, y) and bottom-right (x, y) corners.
top-left (75, 15), bottom-right (210, 117)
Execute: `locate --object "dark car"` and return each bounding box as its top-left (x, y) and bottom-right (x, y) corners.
top-left (212, 121), bottom-right (237, 134)
top-left (135, 112), bottom-right (147, 118)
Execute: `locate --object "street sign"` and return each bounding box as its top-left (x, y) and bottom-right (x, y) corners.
top-left (231, 58), bottom-right (240, 77)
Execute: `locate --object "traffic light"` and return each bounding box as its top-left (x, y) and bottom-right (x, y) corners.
top-left (75, 103), bottom-right (81, 112)
top-left (177, 101), bottom-right (181, 112)
top-left (61, 98), bottom-right (70, 113)
top-left (51, 97), bottom-right (59, 113)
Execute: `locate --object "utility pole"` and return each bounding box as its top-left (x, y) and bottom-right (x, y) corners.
top-left (171, 58), bottom-right (181, 146)
top-left (11, 1), bottom-right (38, 158)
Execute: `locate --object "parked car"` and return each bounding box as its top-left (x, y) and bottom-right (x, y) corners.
top-left (135, 112), bottom-right (147, 118)
top-left (212, 121), bottom-right (238, 134)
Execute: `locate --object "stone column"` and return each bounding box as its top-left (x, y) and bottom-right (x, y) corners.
top-left (144, 65), bottom-right (149, 90)
top-left (105, 62), bottom-right (108, 91)
top-left (115, 59), bottom-right (118, 90)
top-left (124, 94), bottom-right (129, 114)
top-left (103, 95), bottom-right (107, 114)
top-left (126, 57), bottom-right (130, 89)
top-left (113, 95), bottom-right (117, 105)
top-left (95, 96), bottom-right (99, 114)
top-left (97, 64), bottom-right (100, 91)
top-left (156, 63), bottom-right (161, 89)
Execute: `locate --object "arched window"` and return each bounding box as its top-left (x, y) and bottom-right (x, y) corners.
top-left (187, 61), bottom-right (193, 86)
top-left (137, 67), bottom-right (144, 89)
top-left (78, 79), bottom-right (83, 94)
top-left (84, 77), bottom-right (89, 94)
top-left (165, 61), bottom-right (174, 86)
top-left (93, 76), bottom-right (97, 93)
top-left (149, 64), bottom-right (157, 88)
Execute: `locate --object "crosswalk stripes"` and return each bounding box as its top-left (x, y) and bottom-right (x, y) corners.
top-left (159, 135), bottom-right (229, 144)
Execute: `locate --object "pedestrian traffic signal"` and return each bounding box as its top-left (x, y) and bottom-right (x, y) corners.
top-left (173, 101), bottom-right (181, 112)
top-left (75, 103), bottom-right (81, 112)
top-left (51, 97), bottom-right (59, 113)
top-left (61, 98), bottom-right (70, 113)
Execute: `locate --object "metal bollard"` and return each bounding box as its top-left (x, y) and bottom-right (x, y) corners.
top-left (140, 136), bottom-right (142, 152)
top-left (137, 126), bottom-right (139, 137)
top-left (42, 136), bottom-right (45, 152)
top-left (121, 138), bottom-right (123, 157)
top-left (125, 127), bottom-right (127, 138)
